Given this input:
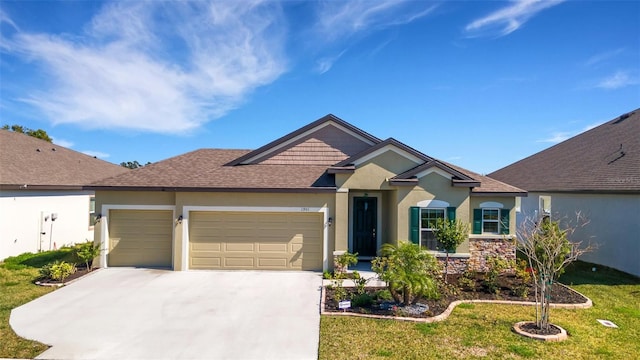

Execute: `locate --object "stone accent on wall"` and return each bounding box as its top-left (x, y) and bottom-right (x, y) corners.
top-left (434, 237), bottom-right (516, 274)
top-left (436, 256), bottom-right (470, 274)
top-left (468, 237), bottom-right (516, 273)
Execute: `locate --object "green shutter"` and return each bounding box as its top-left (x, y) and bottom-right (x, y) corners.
top-left (410, 206), bottom-right (420, 244)
top-left (447, 207), bottom-right (456, 221)
top-left (472, 209), bottom-right (482, 234)
top-left (500, 209), bottom-right (510, 235)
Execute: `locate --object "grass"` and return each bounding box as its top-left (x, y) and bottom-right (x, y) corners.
top-left (0, 250), bottom-right (75, 358)
top-left (319, 261), bottom-right (640, 360)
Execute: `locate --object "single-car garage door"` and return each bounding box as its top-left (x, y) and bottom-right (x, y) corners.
top-left (108, 210), bottom-right (173, 268)
top-left (189, 211), bottom-right (323, 270)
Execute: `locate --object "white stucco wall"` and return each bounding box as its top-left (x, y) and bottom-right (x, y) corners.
top-left (517, 192), bottom-right (640, 277)
top-left (0, 190), bottom-right (95, 260)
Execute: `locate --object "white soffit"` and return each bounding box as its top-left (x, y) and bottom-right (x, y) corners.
top-left (242, 121), bottom-right (377, 164)
top-left (353, 144), bottom-right (423, 166)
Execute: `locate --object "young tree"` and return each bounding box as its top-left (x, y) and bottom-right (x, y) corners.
top-left (120, 161), bottom-right (152, 169)
top-left (434, 218), bottom-right (469, 283)
top-left (517, 214), bottom-right (594, 331)
top-left (372, 241), bottom-right (440, 305)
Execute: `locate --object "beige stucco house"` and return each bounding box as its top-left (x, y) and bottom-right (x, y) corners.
top-left (490, 108), bottom-right (640, 277)
top-left (90, 115), bottom-right (525, 272)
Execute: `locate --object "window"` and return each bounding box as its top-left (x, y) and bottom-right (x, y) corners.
top-left (420, 208), bottom-right (445, 251)
top-left (482, 208), bottom-right (500, 234)
top-left (89, 196), bottom-right (96, 227)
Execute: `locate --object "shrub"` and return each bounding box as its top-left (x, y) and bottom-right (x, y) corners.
top-left (374, 289), bottom-right (393, 301)
top-left (352, 270), bottom-right (368, 295)
top-left (74, 241), bottom-right (102, 271)
top-left (351, 293), bottom-right (374, 307)
top-left (334, 251), bottom-right (358, 278)
top-left (372, 241), bottom-right (440, 305)
top-left (483, 256), bottom-right (510, 294)
top-left (458, 268), bottom-right (477, 291)
top-left (40, 261), bottom-right (76, 282)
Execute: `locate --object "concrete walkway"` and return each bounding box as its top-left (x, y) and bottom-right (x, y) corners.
top-left (11, 268), bottom-right (322, 360)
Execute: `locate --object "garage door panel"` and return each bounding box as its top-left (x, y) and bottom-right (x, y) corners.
top-left (189, 211), bottom-right (322, 270)
top-left (108, 210), bottom-right (172, 268)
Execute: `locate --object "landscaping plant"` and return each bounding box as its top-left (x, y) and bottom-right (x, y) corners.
top-left (517, 214), bottom-right (594, 331)
top-left (74, 241), bottom-right (102, 271)
top-left (482, 256), bottom-right (511, 295)
top-left (372, 241), bottom-right (440, 305)
top-left (40, 261), bottom-right (76, 282)
top-left (334, 251), bottom-right (358, 278)
top-left (433, 218), bottom-right (469, 283)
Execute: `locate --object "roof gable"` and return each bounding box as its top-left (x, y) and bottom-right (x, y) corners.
top-left (332, 138), bottom-right (431, 168)
top-left (227, 114), bottom-right (380, 166)
top-left (490, 108), bottom-right (640, 193)
top-left (0, 130), bottom-right (128, 189)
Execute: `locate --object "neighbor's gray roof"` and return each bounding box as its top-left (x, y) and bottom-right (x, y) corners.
top-left (0, 130), bottom-right (129, 189)
top-left (489, 108), bottom-right (640, 193)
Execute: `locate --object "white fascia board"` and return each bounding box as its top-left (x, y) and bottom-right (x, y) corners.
top-left (414, 167), bottom-right (453, 180)
top-left (353, 145), bottom-right (423, 167)
top-left (242, 121), bottom-right (377, 164)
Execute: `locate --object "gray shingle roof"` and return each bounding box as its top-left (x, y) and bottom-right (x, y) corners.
top-left (489, 108), bottom-right (640, 193)
top-left (0, 130), bottom-right (129, 189)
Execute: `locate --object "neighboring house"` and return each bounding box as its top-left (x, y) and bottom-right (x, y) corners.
top-left (0, 130), bottom-right (129, 260)
top-left (89, 115), bottom-right (526, 272)
top-left (490, 108), bottom-right (640, 277)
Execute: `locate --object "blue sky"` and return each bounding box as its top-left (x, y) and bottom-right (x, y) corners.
top-left (1, 1), bottom-right (638, 174)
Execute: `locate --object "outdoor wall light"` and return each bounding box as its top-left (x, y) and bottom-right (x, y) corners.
top-left (327, 217), bottom-right (333, 227)
top-left (95, 214), bottom-right (102, 223)
top-left (176, 215), bottom-right (183, 224)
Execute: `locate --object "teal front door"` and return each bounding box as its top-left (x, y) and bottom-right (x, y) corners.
top-left (353, 197), bottom-right (377, 257)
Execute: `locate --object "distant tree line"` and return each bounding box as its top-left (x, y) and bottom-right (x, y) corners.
top-left (120, 161), bottom-right (151, 169)
top-left (2, 124), bottom-right (52, 142)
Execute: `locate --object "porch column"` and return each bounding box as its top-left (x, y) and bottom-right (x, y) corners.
top-left (334, 189), bottom-right (349, 252)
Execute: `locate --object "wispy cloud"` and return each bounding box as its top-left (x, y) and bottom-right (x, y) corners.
top-left (584, 48), bottom-right (625, 68)
top-left (314, 50), bottom-right (347, 74)
top-left (537, 122), bottom-right (605, 144)
top-left (314, 1), bottom-right (438, 42)
top-left (465, 0), bottom-right (565, 38)
top-left (3, 1), bottom-right (287, 134)
top-left (595, 71), bottom-right (638, 90)
top-left (81, 150), bottom-right (110, 159)
top-left (52, 138), bottom-right (73, 148)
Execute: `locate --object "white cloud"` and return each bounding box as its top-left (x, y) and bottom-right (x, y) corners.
top-left (314, 1), bottom-right (438, 42)
top-left (465, 0), bottom-right (565, 37)
top-left (314, 50), bottom-right (347, 74)
top-left (52, 138), bottom-right (73, 148)
top-left (595, 71), bottom-right (638, 90)
top-left (81, 150), bottom-right (110, 159)
top-left (584, 48), bottom-right (625, 68)
top-left (537, 122), bottom-right (606, 144)
top-left (4, 1), bottom-right (287, 134)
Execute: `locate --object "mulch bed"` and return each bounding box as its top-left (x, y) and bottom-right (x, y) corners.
top-left (324, 273), bottom-right (587, 319)
top-left (35, 266), bottom-right (93, 286)
top-left (519, 322), bottom-right (562, 335)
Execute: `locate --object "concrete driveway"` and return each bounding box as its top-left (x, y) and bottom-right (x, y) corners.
top-left (10, 268), bottom-right (322, 360)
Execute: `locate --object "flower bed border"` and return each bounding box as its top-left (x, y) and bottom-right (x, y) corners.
top-left (35, 268), bottom-right (102, 287)
top-left (320, 283), bottom-right (592, 323)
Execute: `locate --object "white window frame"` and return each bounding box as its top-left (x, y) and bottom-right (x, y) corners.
top-left (482, 208), bottom-right (500, 234)
top-left (88, 196), bottom-right (96, 229)
top-left (419, 207), bottom-right (446, 251)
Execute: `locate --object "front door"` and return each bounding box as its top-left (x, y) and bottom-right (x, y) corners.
top-left (353, 197), bottom-right (377, 257)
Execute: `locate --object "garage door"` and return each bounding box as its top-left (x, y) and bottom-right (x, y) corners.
top-left (108, 210), bottom-right (173, 268)
top-left (189, 211), bottom-right (323, 270)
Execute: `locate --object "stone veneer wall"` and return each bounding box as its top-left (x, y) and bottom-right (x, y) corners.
top-left (436, 256), bottom-right (469, 274)
top-left (468, 237), bottom-right (516, 273)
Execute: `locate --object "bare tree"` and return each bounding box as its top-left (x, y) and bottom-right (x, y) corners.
top-left (517, 213), bottom-right (595, 331)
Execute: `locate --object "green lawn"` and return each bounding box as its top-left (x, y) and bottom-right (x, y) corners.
top-left (0, 249), bottom-right (75, 359)
top-left (319, 261), bottom-right (640, 360)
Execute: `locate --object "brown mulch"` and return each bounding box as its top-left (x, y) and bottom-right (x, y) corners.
top-left (520, 322), bottom-right (562, 335)
top-left (35, 266), bottom-right (93, 286)
top-left (324, 273), bottom-right (588, 318)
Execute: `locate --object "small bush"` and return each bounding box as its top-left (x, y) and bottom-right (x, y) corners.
top-left (352, 271), bottom-right (368, 295)
top-left (483, 256), bottom-right (511, 294)
top-left (351, 293), bottom-right (374, 307)
top-left (40, 261), bottom-right (76, 282)
top-left (74, 241), bottom-right (101, 271)
top-left (334, 251), bottom-right (358, 276)
top-left (458, 268), bottom-right (477, 291)
top-left (374, 289), bottom-right (393, 301)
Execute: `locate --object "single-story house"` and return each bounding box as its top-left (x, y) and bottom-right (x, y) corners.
top-left (490, 108), bottom-right (640, 277)
top-left (90, 115), bottom-right (526, 272)
top-left (0, 130), bottom-right (129, 260)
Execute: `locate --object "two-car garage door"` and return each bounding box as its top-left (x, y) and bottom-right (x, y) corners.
top-left (189, 211), bottom-right (323, 271)
top-left (107, 209), bottom-right (323, 271)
